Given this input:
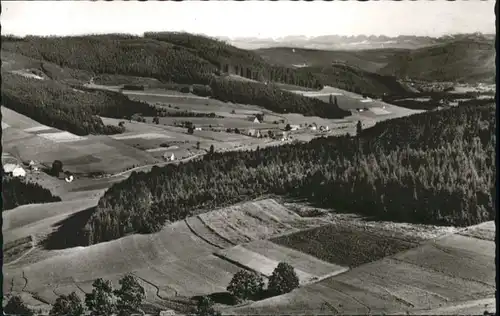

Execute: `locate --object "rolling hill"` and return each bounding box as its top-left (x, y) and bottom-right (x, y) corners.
top-left (1, 33), bottom-right (352, 121)
top-left (379, 37), bottom-right (495, 83)
top-left (253, 35), bottom-right (495, 84)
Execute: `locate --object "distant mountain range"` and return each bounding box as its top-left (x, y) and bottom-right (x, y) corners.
top-left (219, 33), bottom-right (495, 51)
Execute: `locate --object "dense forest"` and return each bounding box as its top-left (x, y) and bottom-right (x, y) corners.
top-left (209, 78), bottom-right (350, 118)
top-left (2, 33), bottom-right (323, 90)
top-left (2, 175), bottom-right (61, 211)
top-left (2, 35), bottom-right (217, 84)
top-left (144, 32), bottom-right (323, 89)
top-left (309, 64), bottom-right (411, 97)
top-left (2, 72), bottom-right (156, 135)
top-left (82, 104), bottom-right (495, 244)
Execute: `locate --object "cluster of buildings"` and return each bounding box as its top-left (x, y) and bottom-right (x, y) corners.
top-left (3, 160), bottom-right (75, 182)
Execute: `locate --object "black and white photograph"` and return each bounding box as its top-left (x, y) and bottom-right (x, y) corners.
top-left (1, 1), bottom-right (496, 315)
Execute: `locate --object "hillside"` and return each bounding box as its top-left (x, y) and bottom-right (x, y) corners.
top-left (1, 71), bottom-right (156, 136)
top-left (379, 38), bottom-right (495, 83)
top-left (81, 104), bottom-right (495, 245)
top-left (1, 33), bottom-right (322, 90)
top-left (254, 36), bottom-right (495, 85)
top-left (255, 47), bottom-right (405, 73)
top-left (1, 33), bottom-right (353, 119)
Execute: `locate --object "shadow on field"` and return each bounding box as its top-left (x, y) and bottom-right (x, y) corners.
top-left (42, 206), bottom-right (95, 250)
top-left (192, 292), bottom-right (237, 306)
top-left (192, 290), bottom-right (275, 306)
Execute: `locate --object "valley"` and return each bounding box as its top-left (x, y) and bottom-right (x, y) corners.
top-left (1, 17), bottom-right (496, 316)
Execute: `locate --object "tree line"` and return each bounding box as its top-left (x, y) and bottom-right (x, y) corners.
top-left (81, 104), bottom-right (495, 245)
top-left (208, 78), bottom-right (350, 118)
top-left (2, 175), bottom-right (61, 211)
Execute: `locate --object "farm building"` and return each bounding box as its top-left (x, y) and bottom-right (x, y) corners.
top-left (310, 125), bottom-right (317, 131)
top-left (12, 166), bottom-right (27, 178)
top-left (252, 117), bottom-right (261, 124)
top-left (290, 125), bottom-right (300, 131)
top-left (64, 172), bottom-right (75, 183)
top-left (3, 163), bottom-right (18, 173)
top-left (28, 160), bottom-right (40, 171)
top-left (195, 127), bottom-right (202, 131)
top-left (164, 153), bottom-right (176, 161)
top-left (247, 129), bottom-right (262, 138)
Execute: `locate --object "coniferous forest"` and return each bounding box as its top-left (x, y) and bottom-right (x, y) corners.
top-left (2, 72), bottom-right (156, 136)
top-left (209, 78), bottom-right (350, 118)
top-left (82, 104), bottom-right (495, 245)
top-left (2, 176), bottom-right (62, 211)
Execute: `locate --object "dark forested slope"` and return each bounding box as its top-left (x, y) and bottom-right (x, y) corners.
top-left (209, 78), bottom-right (350, 118)
top-left (1, 72), bottom-right (154, 135)
top-left (2, 176), bottom-right (62, 211)
top-left (82, 104), bottom-right (495, 244)
top-left (2, 33), bottom-right (349, 118)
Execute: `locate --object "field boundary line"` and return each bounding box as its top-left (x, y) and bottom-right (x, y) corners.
top-left (184, 218), bottom-right (225, 249)
top-left (196, 216), bottom-right (238, 246)
top-left (212, 252), bottom-right (269, 279)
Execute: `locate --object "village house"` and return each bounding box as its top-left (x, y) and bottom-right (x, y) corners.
top-left (164, 153), bottom-right (176, 161)
top-left (247, 129), bottom-right (261, 138)
top-left (289, 125), bottom-right (300, 131)
top-left (64, 171), bottom-right (75, 183)
top-left (3, 163), bottom-right (26, 178)
top-left (252, 117), bottom-right (261, 124)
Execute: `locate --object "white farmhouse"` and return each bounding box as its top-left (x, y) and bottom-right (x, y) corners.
top-left (3, 163), bottom-right (17, 173)
top-left (12, 167), bottom-right (26, 178)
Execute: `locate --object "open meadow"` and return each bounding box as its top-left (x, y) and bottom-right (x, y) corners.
top-left (4, 195), bottom-right (487, 315)
top-left (2, 198), bottom-right (331, 310)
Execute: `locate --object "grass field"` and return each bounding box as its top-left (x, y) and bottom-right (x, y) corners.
top-left (196, 199), bottom-right (326, 245)
top-left (3, 198), bottom-right (99, 245)
top-left (3, 193), bottom-right (494, 315)
top-left (216, 240), bottom-right (348, 284)
top-left (226, 221), bottom-right (496, 315)
top-left (1, 106), bottom-right (43, 130)
top-left (2, 110), bottom-right (160, 175)
top-left (3, 199), bottom-right (316, 307)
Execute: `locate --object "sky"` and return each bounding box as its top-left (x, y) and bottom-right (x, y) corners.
top-left (1, 1), bottom-right (495, 39)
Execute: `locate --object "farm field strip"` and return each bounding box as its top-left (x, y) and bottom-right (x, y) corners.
top-left (216, 245), bottom-right (316, 284)
top-left (111, 132), bottom-right (173, 140)
top-left (271, 223), bottom-right (420, 268)
top-left (227, 221), bottom-right (496, 315)
top-left (243, 240), bottom-right (348, 279)
top-left (37, 131), bottom-right (86, 143)
top-left (23, 125), bottom-right (53, 133)
top-left (1, 106), bottom-right (43, 130)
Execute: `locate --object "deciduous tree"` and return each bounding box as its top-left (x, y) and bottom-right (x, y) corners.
top-left (268, 262), bottom-right (300, 295)
top-left (50, 292), bottom-right (84, 316)
top-left (227, 270), bottom-right (264, 302)
top-left (85, 278), bottom-right (117, 316)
